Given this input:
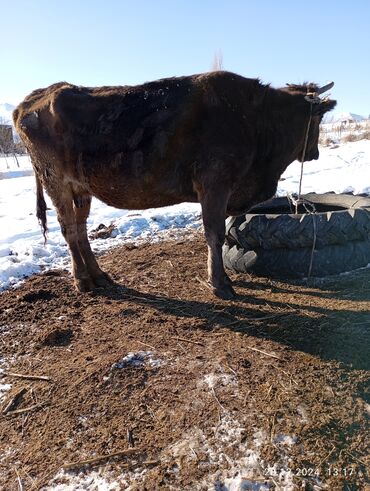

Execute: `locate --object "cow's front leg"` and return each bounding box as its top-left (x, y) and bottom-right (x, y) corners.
top-left (200, 191), bottom-right (236, 300)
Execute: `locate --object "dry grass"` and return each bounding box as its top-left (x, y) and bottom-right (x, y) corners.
top-left (211, 50), bottom-right (224, 71)
top-left (320, 119), bottom-right (370, 145)
top-left (342, 129), bottom-right (370, 143)
top-left (319, 135), bottom-right (337, 147)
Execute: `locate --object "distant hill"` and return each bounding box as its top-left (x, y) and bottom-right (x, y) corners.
top-left (0, 103), bottom-right (15, 124)
top-left (323, 111), bottom-right (366, 124)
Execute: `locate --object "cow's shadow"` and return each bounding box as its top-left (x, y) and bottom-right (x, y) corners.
top-left (93, 274), bottom-right (370, 372)
top-left (233, 269), bottom-right (370, 302)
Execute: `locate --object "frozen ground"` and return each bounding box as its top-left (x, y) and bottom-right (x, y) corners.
top-left (1, 141), bottom-right (369, 490)
top-left (1, 139), bottom-right (370, 292)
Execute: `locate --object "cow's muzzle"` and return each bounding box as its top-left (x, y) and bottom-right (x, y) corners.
top-left (311, 149), bottom-right (319, 160)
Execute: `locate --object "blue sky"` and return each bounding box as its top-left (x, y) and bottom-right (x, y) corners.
top-left (1, 0), bottom-right (369, 114)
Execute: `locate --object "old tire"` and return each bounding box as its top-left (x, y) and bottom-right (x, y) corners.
top-left (223, 193), bottom-right (370, 278)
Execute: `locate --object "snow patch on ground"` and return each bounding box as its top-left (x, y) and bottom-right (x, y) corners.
top-left (165, 410), bottom-right (279, 491)
top-left (40, 466), bottom-right (147, 491)
top-left (103, 351), bottom-right (162, 383)
top-left (112, 351), bottom-right (161, 369)
top-left (43, 470), bottom-right (123, 491)
top-left (211, 416), bottom-right (299, 491)
top-left (43, 464), bottom-right (150, 490)
top-left (163, 369), bottom-right (298, 490)
top-left (297, 404), bottom-right (310, 423)
top-left (202, 372), bottom-right (237, 390)
top-left (273, 434), bottom-right (297, 445)
top-left (0, 381), bottom-right (11, 402)
top-left (0, 357), bottom-right (12, 402)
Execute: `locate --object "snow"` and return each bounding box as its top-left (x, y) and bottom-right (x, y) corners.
top-left (112, 351), bottom-right (161, 369)
top-left (0, 357), bottom-right (12, 403)
top-left (176, 369), bottom-right (298, 490)
top-left (0, 382), bottom-right (11, 402)
top-left (273, 434), bottom-right (297, 445)
top-left (43, 467), bottom-right (153, 491)
top-left (102, 352), bottom-right (161, 383)
top-left (166, 410), bottom-right (275, 491)
top-left (43, 471), bottom-right (122, 491)
top-left (278, 140), bottom-right (370, 196)
top-left (201, 372), bottom-right (237, 389)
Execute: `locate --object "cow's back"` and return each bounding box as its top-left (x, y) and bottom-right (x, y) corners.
top-left (14, 76), bottom-right (205, 206)
top-left (14, 77), bottom-right (200, 152)
top-left (13, 72), bottom-right (266, 209)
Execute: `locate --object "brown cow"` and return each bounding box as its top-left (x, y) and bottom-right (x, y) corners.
top-left (13, 71), bottom-right (336, 299)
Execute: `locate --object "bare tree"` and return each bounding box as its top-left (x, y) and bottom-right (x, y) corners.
top-left (211, 50), bottom-right (224, 71)
top-left (0, 115), bottom-right (10, 125)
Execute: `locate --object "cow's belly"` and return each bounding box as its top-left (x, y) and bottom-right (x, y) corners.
top-left (89, 173), bottom-right (197, 210)
top-left (83, 147), bottom-right (198, 210)
top-left (92, 186), bottom-right (195, 210)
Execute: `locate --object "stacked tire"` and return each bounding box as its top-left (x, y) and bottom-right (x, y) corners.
top-left (223, 193), bottom-right (370, 278)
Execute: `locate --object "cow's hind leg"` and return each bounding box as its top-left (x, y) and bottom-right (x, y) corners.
top-left (73, 193), bottom-right (113, 288)
top-left (51, 187), bottom-right (94, 292)
top-left (200, 190), bottom-right (235, 300)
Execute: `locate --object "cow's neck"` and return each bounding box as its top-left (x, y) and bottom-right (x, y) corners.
top-left (264, 97), bottom-right (311, 174)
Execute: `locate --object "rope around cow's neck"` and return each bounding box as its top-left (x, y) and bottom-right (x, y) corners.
top-left (298, 103), bottom-right (313, 204)
top-left (289, 98), bottom-right (318, 277)
top-left (294, 97), bottom-right (320, 213)
top-left (296, 92), bottom-right (325, 208)
top-left (288, 90), bottom-right (332, 277)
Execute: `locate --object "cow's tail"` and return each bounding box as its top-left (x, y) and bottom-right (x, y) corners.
top-left (35, 173), bottom-right (48, 243)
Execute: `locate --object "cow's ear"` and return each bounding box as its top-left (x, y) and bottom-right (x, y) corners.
top-left (319, 99), bottom-right (337, 115)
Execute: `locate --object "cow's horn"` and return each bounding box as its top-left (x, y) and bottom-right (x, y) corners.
top-left (317, 81), bottom-right (334, 95)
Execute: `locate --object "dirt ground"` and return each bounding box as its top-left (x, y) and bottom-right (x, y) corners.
top-left (0, 231), bottom-right (369, 490)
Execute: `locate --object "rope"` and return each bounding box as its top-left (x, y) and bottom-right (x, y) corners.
top-left (307, 213), bottom-right (317, 278)
top-left (287, 90), bottom-right (332, 278)
top-left (288, 97), bottom-right (319, 278)
top-left (296, 102), bottom-right (313, 212)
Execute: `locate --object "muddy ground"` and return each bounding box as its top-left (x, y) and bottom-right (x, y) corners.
top-left (0, 231), bottom-right (369, 490)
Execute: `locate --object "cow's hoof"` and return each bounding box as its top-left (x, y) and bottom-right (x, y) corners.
top-left (75, 277), bottom-right (95, 292)
top-left (93, 272), bottom-right (114, 288)
top-left (213, 284), bottom-right (236, 300)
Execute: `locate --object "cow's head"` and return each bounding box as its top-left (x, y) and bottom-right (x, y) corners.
top-left (285, 82), bottom-right (337, 162)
